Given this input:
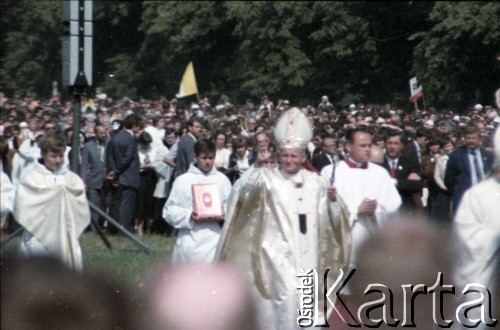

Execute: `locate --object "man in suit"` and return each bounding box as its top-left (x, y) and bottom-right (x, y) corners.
top-left (81, 124), bottom-right (109, 229)
top-left (307, 128), bottom-right (328, 161)
top-left (402, 127), bottom-right (429, 174)
top-left (312, 137), bottom-right (341, 172)
top-left (106, 114), bottom-right (142, 233)
top-left (382, 129), bottom-right (424, 216)
top-left (173, 117), bottom-right (202, 179)
top-left (445, 125), bottom-right (494, 216)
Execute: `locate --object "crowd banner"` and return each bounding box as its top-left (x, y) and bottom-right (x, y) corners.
top-left (409, 76), bottom-right (423, 102)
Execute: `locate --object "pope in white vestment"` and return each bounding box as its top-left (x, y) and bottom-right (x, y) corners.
top-left (216, 108), bottom-right (351, 329)
top-left (164, 162), bottom-right (232, 264)
top-left (217, 166), bottom-right (350, 329)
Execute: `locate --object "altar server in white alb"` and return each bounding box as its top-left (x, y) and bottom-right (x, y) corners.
top-left (217, 108), bottom-right (351, 330)
top-left (163, 138), bottom-right (231, 264)
top-left (14, 134), bottom-right (90, 271)
top-left (454, 127), bottom-right (500, 329)
top-left (325, 127), bottom-right (401, 277)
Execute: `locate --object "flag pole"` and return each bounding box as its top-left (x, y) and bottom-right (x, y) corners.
top-left (421, 94), bottom-right (427, 112)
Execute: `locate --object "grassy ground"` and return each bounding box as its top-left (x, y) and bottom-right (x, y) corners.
top-left (81, 232), bottom-right (175, 287)
top-left (1, 232), bottom-right (175, 288)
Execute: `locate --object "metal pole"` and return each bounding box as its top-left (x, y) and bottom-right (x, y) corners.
top-left (71, 90), bottom-right (82, 173)
top-left (88, 201), bottom-right (153, 254)
top-left (0, 210), bottom-right (152, 254)
top-left (88, 218), bottom-right (112, 250)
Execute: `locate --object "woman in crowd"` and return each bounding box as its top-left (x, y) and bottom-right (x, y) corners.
top-left (135, 131), bottom-right (158, 236)
top-left (227, 137), bottom-right (254, 184)
top-left (213, 130), bottom-right (231, 173)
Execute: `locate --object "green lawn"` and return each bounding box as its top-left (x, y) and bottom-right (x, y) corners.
top-left (1, 232), bottom-right (175, 288)
top-left (81, 233), bottom-right (175, 286)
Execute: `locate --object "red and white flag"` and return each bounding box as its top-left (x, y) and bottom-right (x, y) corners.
top-left (409, 77), bottom-right (423, 102)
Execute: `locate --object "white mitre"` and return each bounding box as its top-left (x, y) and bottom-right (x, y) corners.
top-left (273, 107), bottom-right (312, 150)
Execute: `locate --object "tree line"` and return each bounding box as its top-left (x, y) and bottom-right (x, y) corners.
top-left (0, 1), bottom-right (498, 111)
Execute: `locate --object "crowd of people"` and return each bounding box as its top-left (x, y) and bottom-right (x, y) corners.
top-left (1, 87), bottom-right (499, 328)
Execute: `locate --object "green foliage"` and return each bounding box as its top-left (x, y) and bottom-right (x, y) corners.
top-left (101, 54), bottom-right (139, 98)
top-left (410, 2), bottom-right (500, 110)
top-left (93, 1), bottom-right (144, 97)
top-left (226, 2), bottom-right (313, 100)
top-left (1, 1), bottom-right (498, 109)
top-left (349, 2), bottom-right (434, 105)
top-left (137, 1), bottom-right (235, 99)
top-left (309, 2), bottom-right (378, 105)
top-left (0, 1), bottom-right (62, 96)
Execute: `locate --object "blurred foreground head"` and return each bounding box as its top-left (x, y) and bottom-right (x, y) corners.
top-left (1, 256), bottom-right (138, 329)
top-left (147, 262), bottom-right (258, 330)
top-left (350, 218), bottom-right (454, 328)
top-left (354, 218), bottom-right (452, 289)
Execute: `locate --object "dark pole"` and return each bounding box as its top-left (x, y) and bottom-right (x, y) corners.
top-left (71, 89), bottom-right (82, 173)
top-left (61, 1), bottom-right (152, 255)
top-left (88, 201), bottom-right (153, 254)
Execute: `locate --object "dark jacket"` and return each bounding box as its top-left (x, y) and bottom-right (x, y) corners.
top-left (445, 146), bottom-right (494, 214)
top-left (312, 152), bottom-right (344, 172)
top-left (81, 139), bottom-right (108, 189)
top-left (107, 130), bottom-right (140, 189)
top-left (382, 155), bottom-right (424, 215)
top-left (174, 134), bottom-right (196, 179)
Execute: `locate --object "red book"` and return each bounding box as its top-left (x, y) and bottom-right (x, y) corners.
top-left (192, 183), bottom-right (224, 220)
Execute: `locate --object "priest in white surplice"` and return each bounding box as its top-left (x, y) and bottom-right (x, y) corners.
top-left (14, 134), bottom-right (90, 271)
top-left (454, 127), bottom-right (500, 329)
top-left (325, 127), bottom-right (401, 285)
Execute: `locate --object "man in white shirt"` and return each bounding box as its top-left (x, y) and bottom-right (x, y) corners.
top-left (144, 114), bottom-right (166, 149)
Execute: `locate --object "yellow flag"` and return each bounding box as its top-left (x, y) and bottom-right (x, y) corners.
top-left (176, 62), bottom-right (198, 98)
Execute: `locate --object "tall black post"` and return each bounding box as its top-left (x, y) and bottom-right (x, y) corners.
top-left (61, 0), bottom-right (152, 253)
top-left (63, 0), bottom-right (92, 172)
top-left (71, 90), bottom-right (82, 173)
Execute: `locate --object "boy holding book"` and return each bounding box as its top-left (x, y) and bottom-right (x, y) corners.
top-left (163, 139), bottom-right (231, 263)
